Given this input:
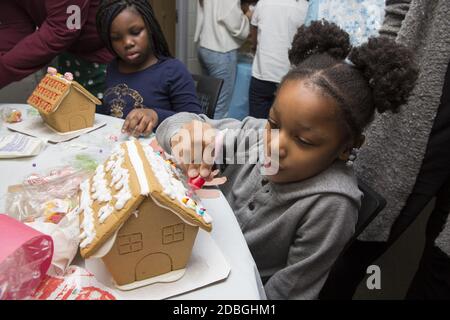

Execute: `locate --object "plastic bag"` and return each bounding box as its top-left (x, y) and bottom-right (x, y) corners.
top-left (1, 107), bottom-right (22, 123)
top-left (4, 165), bottom-right (91, 276)
top-left (25, 215), bottom-right (80, 276)
top-left (5, 166), bottom-right (90, 222)
top-left (0, 214), bottom-right (54, 300)
top-left (32, 266), bottom-right (117, 300)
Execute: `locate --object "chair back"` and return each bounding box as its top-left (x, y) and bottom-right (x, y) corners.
top-left (354, 180), bottom-right (387, 240)
top-left (318, 179), bottom-right (386, 299)
top-left (192, 74), bottom-right (224, 119)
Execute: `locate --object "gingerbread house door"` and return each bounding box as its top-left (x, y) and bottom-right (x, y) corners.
top-left (135, 253), bottom-right (172, 281)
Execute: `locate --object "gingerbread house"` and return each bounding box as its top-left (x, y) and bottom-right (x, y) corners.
top-left (69, 139), bottom-right (212, 290)
top-left (27, 70), bottom-right (100, 133)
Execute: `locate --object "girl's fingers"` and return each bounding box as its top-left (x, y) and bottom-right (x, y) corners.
top-left (134, 116), bottom-right (150, 137)
top-left (143, 119), bottom-right (155, 137)
top-left (123, 111), bottom-right (142, 135)
top-left (199, 133), bottom-right (215, 178)
top-left (171, 120), bottom-right (217, 178)
top-left (199, 162), bottom-right (213, 178)
top-left (187, 163), bottom-right (200, 178)
top-left (121, 112), bottom-right (133, 133)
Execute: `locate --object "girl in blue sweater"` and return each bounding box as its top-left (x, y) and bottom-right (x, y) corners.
top-left (96, 0), bottom-right (202, 136)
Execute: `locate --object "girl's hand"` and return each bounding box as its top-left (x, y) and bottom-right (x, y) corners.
top-left (122, 108), bottom-right (159, 137)
top-left (170, 120), bottom-right (217, 179)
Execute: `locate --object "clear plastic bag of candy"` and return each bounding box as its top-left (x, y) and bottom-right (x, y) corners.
top-left (4, 166), bottom-right (90, 222)
top-left (1, 107), bottom-right (22, 123)
top-left (0, 214), bottom-right (54, 300)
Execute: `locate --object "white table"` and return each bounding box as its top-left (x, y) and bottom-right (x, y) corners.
top-left (0, 103), bottom-right (266, 300)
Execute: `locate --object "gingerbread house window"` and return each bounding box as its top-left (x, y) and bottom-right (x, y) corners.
top-left (162, 223), bottom-right (185, 245)
top-left (117, 233), bottom-right (143, 255)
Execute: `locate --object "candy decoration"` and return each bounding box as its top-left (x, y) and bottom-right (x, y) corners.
top-left (165, 159), bottom-right (176, 167)
top-left (47, 67), bottom-right (57, 75)
top-left (108, 135), bottom-right (118, 142)
top-left (26, 174), bottom-right (47, 185)
top-left (64, 72), bottom-right (74, 81)
top-left (188, 176), bottom-right (206, 190)
top-left (4, 109), bottom-right (22, 123)
top-left (181, 197), bottom-right (197, 210)
top-left (196, 207), bottom-right (206, 216)
top-left (47, 213), bottom-right (65, 224)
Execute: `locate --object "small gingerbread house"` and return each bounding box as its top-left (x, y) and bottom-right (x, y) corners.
top-left (27, 69), bottom-right (101, 133)
top-left (69, 140), bottom-right (212, 290)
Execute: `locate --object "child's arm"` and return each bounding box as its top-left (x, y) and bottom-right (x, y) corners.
top-left (156, 112), bottom-right (266, 176)
top-left (249, 1), bottom-right (259, 53)
top-left (250, 26), bottom-right (258, 53)
top-left (156, 112), bottom-right (264, 153)
top-left (0, 0), bottom-right (94, 88)
top-left (264, 194), bottom-right (358, 300)
top-left (122, 60), bottom-right (203, 136)
top-left (155, 59), bottom-right (203, 125)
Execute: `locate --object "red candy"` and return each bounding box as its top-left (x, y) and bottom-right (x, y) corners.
top-left (188, 176), bottom-right (206, 190)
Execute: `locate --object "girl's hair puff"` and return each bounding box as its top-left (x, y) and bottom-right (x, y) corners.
top-left (96, 0), bottom-right (172, 59)
top-left (287, 20), bottom-right (418, 139)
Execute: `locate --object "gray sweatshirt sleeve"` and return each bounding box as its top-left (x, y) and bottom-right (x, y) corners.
top-left (156, 113), bottom-right (266, 156)
top-left (379, 0), bottom-right (411, 39)
top-left (264, 194), bottom-right (358, 300)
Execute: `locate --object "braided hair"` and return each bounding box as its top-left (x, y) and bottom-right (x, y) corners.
top-left (287, 20), bottom-right (418, 140)
top-left (96, 0), bottom-right (172, 59)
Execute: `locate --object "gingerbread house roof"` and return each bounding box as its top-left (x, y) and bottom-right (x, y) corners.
top-left (71, 139), bottom-right (213, 259)
top-left (27, 74), bottom-right (101, 115)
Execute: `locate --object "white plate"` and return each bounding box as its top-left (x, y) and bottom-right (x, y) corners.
top-left (84, 230), bottom-right (231, 300)
top-left (7, 116), bottom-right (106, 144)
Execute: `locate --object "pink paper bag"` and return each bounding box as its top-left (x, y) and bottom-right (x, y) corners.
top-left (0, 214), bottom-right (54, 300)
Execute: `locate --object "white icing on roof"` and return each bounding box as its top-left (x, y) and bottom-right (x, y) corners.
top-left (79, 180), bottom-right (96, 248)
top-left (126, 141), bottom-right (150, 196)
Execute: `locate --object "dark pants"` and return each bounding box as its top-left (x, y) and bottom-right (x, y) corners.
top-left (407, 178), bottom-right (450, 299)
top-left (320, 60), bottom-right (450, 300)
top-left (320, 187), bottom-right (450, 299)
top-left (249, 77), bottom-right (278, 119)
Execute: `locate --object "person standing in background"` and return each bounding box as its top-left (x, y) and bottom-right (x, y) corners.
top-left (0, 0), bottom-right (113, 98)
top-left (319, 0), bottom-right (450, 299)
top-left (248, 0), bottom-right (309, 119)
top-left (195, 0), bottom-right (251, 119)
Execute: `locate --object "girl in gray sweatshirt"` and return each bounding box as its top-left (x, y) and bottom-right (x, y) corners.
top-left (156, 21), bottom-right (418, 299)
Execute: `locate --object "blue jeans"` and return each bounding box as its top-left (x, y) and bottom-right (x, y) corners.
top-left (198, 47), bottom-right (237, 119)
